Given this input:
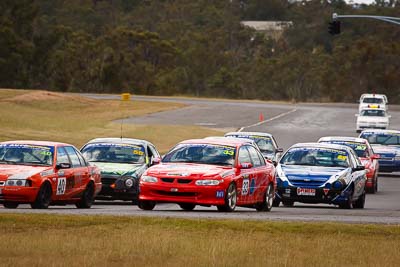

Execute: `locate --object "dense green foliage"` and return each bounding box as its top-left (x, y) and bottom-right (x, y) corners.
top-left (1, 0), bottom-right (400, 102)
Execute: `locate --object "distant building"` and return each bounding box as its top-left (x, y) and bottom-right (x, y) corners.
top-left (240, 21), bottom-right (293, 39)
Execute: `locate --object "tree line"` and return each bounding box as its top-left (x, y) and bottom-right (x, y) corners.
top-left (1, 0), bottom-right (400, 102)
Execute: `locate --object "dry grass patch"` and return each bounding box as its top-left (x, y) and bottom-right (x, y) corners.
top-left (0, 89), bottom-right (222, 152)
top-left (0, 214), bottom-right (399, 267)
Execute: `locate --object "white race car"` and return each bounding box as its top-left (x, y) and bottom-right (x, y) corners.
top-left (356, 108), bottom-right (390, 133)
top-left (358, 93), bottom-right (388, 112)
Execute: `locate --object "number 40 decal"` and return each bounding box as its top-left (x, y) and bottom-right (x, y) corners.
top-left (56, 177), bottom-right (66, 195)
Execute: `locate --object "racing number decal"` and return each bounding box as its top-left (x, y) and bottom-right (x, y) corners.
top-left (242, 178), bottom-right (249, 195)
top-left (56, 177), bottom-right (66, 195)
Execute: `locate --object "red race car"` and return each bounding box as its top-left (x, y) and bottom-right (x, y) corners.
top-left (318, 136), bottom-right (380, 193)
top-left (139, 137), bottom-right (276, 212)
top-left (0, 140), bottom-right (102, 209)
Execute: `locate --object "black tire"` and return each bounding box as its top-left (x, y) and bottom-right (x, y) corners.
top-left (138, 200), bottom-right (156, 210)
top-left (179, 203), bottom-right (196, 211)
top-left (366, 175), bottom-right (378, 194)
top-left (353, 191), bottom-right (366, 209)
top-left (76, 183), bottom-right (95, 209)
top-left (31, 182), bottom-right (52, 209)
top-left (217, 183), bottom-right (237, 212)
top-left (272, 198), bottom-right (280, 207)
top-left (282, 200), bottom-right (294, 207)
top-left (339, 190), bottom-right (353, 209)
top-left (3, 202), bottom-right (19, 209)
top-left (255, 184), bottom-right (274, 212)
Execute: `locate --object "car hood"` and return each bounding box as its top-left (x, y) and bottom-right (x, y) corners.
top-left (0, 165), bottom-right (51, 181)
top-left (280, 165), bottom-right (346, 183)
top-left (90, 162), bottom-right (144, 177)
top-left (371, 145), bottom-right (400, 157)
top-left (146, 163), bottom-right (233, 178)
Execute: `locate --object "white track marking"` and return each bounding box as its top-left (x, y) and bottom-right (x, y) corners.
top-left (238, 109), bottom-right (297, 132)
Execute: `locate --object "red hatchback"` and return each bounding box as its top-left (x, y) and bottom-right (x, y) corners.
top-left (318, 136), bottom-right (380, 193)
top-left (139, 138), bottom-right (276, 212)
top-left (0, 140), bottom-right (102, 209)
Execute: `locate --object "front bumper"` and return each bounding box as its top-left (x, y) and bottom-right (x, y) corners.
top-left (376, 158), bottom-right (400, 172)
top-left (139, 182), bottom-right (227, 206)
top-left (275, 185), bottom-right (352, 205)
top-left (97, 177), bottom-right (138, 200)
top-left (357, 122), bottom-right (388, 131)
top-left (0, 186), bottom-right (39, 203)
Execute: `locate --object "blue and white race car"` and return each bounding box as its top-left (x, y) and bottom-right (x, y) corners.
top-left (274, 143), bottom-right (366, 209)
top-left (359, 130), bottom-right (400, 172)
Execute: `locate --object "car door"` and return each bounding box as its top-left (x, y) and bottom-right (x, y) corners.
top-left (64, 146), bottom-right (90, 196)
top-left (54, 146), bottom-right (75, 200)
top-left (236, 145), bottom-right (255, 204)
top-left (349, 150), bottom-right (366, 199)
top-left (246, 145), bottom-right (269, 203)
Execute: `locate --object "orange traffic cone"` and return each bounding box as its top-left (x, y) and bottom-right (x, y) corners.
top-left (259, 113), bottom-right (264, 122)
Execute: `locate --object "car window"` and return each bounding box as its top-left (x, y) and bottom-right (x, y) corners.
top-left (280, 147), bottom-right (349, 168)
top-left (64, 146), bottom-right (83, 168)
top-left (247, 146), bottom-right (264, 167)
top-left (362, 98), bottom-right (383, 104)
top-left (56, 147), bottom-right (70, 165)
top-left (238, 146), bottom-right (252, 165)
top-left (360, 109), bottom-right (385, 117)
top-left (75, 149), bottom-right (88, 166)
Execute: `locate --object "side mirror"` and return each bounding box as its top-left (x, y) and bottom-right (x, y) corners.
top-left (388, 115), bottom-right (392, 118)
top-left (355, 114), bottom-right (359, 117)
top-left (352, 165), bottom-right (365, 172)
top-left (276, 148), bottom-right (284, 153)
top-left (238, 162), bottom-right (253, 169)
top-left (151, 157), bottom-right (161, 165)
top-left (56, 162), bottom-right (71, 169)
top-left (371, 154), bottom-right (380, 160)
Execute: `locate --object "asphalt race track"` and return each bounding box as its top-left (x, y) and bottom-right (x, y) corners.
top-left (2, 94), bottom-right (400, 224)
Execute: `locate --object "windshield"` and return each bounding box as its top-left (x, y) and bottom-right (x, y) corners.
top-left (81, 143), bottom-right (146, 164)
top-left (320, 141), bottom-right (368, 158)
top-left (280, 147), bottom-right (349, 167)
top-left (162, 144), bottom-right (236, 166)
top-left (226, 135), bottom-right (274, 153)
top-left (0, 144), bottom-right (54, 166)
top-left (360, 133), bottom-right (400, 146)
top-left (362, 98), bottom-right (383, 104)
top-left (360, 109), bottom-right (385, 117)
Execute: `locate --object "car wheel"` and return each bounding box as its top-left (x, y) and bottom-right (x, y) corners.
top-left (255, 184), bottom-right (274, 212)
top-left (3, 202), bottom-right (19, 209)
top-left (339, 191), bottom-right (353, 209)
top-left (282, 200), bottom-right (294, 207)
top-left (31, 182), bottom-right (52, 209)
top-left (353, 191), bottom-right (366, 209)
top-left (76, 183), bottom-right (95, 209)
top-left (272, 198), bottom-right (280, 207)
top-left (179, 203), bottom-right (196, 211)
top-left (217, 183), bottom-right (237, 212)
top-left (138, 200), bottom-right (156, 210)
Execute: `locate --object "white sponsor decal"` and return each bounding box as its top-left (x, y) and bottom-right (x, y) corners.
top-left (242, 178), bottom-right (249, 195)
top-left (297, 187), bottom-right (316, 196)
top-left (56, 177), bottom-right (66, 195)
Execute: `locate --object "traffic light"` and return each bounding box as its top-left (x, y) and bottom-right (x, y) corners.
top-left (328, 20), bottom-right (341, 35)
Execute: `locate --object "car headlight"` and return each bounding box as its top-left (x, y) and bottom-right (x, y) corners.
top-left (394, 155), bottom-right (400, 161)
top-left (125, 178), bottom-right (134, 188)
top-left (6, 179), bottom-right (30, 186)
top-left (141, 175), bottom-right (158, 183)
top-left (195, 180), bottom-right (222, 186)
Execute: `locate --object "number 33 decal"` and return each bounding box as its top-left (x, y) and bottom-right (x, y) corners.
top-left (56, 177), bottom-right (66, 195)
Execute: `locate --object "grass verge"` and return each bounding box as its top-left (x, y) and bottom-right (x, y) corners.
top-left (0, 89), bottom-right (222, 153)
top-left (0, 213), bottom-right (399, 267)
